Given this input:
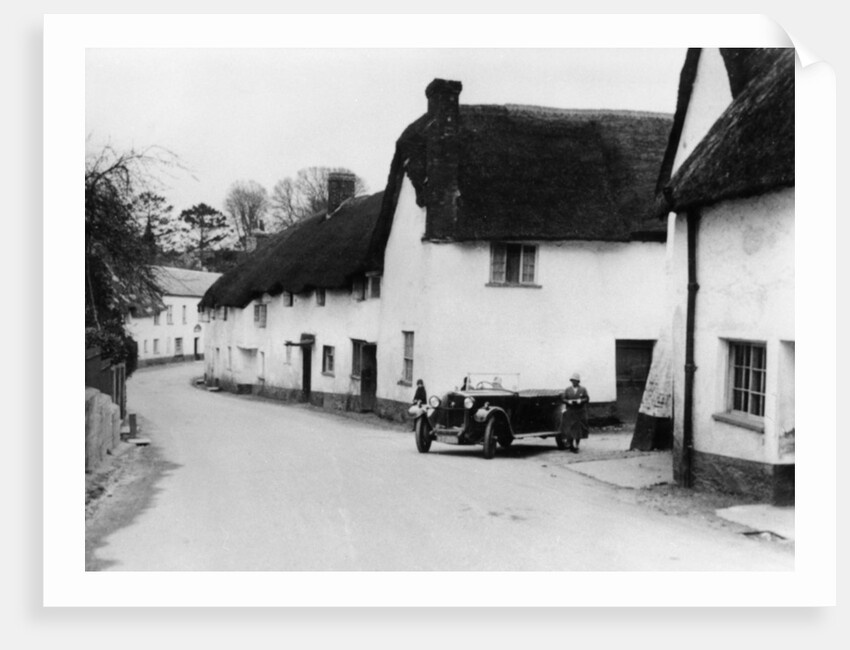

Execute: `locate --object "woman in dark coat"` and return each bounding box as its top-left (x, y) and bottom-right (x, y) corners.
top-left (412, 379), bottom-right (427, 405)
top-left (560, 372), bottom-right (589, 452)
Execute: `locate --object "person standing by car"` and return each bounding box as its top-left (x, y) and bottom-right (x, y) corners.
top-left (560, 372), bottom-right (589, 452)
top-left (411, 379), bottom-right (427, 430)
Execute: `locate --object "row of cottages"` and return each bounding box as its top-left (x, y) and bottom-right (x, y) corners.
top-left (640, 48), bottom-right (795, 503)
top-left (126, 266), bottom-right (222, 366)
top-left (200, 79), bottom-right (673, 423)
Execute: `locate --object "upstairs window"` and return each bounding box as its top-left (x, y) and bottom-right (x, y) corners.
top-left (368, 275), bottom-right (381, 299)
top-left (352, 278), bottom-right (366, 302)
top-left (166, 305), bottom-right (173, 325)
top-left (283, 292), bottom-right (294, 307)
top-left (729, 341), bottom-right (766, 418)
top-left (182, 305), bottom-right (187, 324)
top-left (153, 311), bottom-right (161, 326)
top-left (316, 288), bottom-right (326, 306)
top-left (490, 243), bottom-right (537, 285)
top-left (254, 304), bottom-right (267, 328)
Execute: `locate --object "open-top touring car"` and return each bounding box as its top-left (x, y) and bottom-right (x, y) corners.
top-left (409, 373), bottom-right (569, 459)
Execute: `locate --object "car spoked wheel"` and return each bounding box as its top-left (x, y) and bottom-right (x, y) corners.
top-left (483, 418), bottom-right (500, 459)
top-left (415, 417), bottom-right (431, 453)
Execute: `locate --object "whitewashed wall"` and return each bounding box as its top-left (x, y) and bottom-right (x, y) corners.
top-left (204, 285), bottom-right (381, 396)
top-left (671, 48), bottom-right (733, 175)
top-left (128, 295), bottom-right (206, 362)
top-left (377, 176), bottom-right (668, 405)
top-left (669, 188), bottom-right (795, 465)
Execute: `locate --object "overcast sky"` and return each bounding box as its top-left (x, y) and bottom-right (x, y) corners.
top-left (86, 48), bottom-right (687, 216)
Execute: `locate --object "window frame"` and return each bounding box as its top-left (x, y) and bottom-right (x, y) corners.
top-left (727, 340), bottom-right (767, 418)
top-left (254, 303), bottom-right (267, 328)
top-left (322, 345), bottom-right (335, 376)
top-left (283, 292), bottom-right (294, 307)
top-left (402, 331), bottom-right (414, 385)
top-left (167, 305), bottom-right (174, 325)
top-left (352, 278), bottom-right (366, 302)
top-left (368, 275), bottom-right (381, 299)
top-left (153, 311), bottom-right (161, 326)
top-left (316, 288), bottom-right (326, 307)
top-left (489, 242), bottom-right (539, 286)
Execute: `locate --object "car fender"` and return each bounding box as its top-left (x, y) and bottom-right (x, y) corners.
top-left (409, 404), bottom-right (435, 427)
top-left (475, 405), bottom-right (512, 433)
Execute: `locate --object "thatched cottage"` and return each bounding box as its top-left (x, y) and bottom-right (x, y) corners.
top-left (649, 48), bottom-right (795, 503)
top-left (126, 266), bottom-right (221, 366)
top-left (200, 79), bottom-right (673, 423)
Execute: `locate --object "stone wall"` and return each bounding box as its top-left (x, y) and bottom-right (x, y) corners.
top-left (85, 387), bottom-right (121, 473)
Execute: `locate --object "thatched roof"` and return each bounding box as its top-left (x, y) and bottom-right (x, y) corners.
top-left (200, 192), bottom-right (384, 309)
top-left (655, 48), bottom-right (795, 216)
top-left (153, 266), bottom-right (221, 297)
top-left (370, 104), bottom-right (673, 260)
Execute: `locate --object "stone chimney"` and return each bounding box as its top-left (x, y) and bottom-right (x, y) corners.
top-left (424, 79), bottom-right (463, 236)
top-left (327, 171), bottom-right (356, 216)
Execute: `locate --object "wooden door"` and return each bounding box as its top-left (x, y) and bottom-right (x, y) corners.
top-left (360, 344), bottom-right (377, 412)
top-left (615, 340), bottom-right (655, 423)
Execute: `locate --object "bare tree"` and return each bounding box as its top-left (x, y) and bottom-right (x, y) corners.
top-left (224, 180), bottom-right (269, 250)
top-left (268, 167), bottom-right (368, 232)
top-left (85, 143), bottom-right (180, 370)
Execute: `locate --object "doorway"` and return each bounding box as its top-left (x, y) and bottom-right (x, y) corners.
top-left (360, 344), bottom-right (377, 412)
top-left (615, 339), bottom-right (655, 423)
top-left (299, 333), bottom-right (315, 402)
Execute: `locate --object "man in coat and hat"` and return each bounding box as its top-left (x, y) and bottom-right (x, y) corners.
top-left (560, 372), bottom-right (590, 452)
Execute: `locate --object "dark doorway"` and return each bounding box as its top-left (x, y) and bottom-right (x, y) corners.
top-left (615, 339), bottom-right (655, 423)
top-left (360, 344), bottom-right (377, 412)
top-left (194, 337), bottom-right (200, 360)
top-left (299, 333), bottom-right (315, 403)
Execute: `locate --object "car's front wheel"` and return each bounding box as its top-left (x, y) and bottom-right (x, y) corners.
top-left (555, 434), bottom-right (569, 450)
top-left (483, 418), bottom-right (499, 459)
top-left (415, 417), bottom-right (431, 453)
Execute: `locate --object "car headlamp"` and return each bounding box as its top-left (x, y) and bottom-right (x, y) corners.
top-left (463, 396), bottom-right (475, 410)
top-left (428, 395), bottom-right (441, 408)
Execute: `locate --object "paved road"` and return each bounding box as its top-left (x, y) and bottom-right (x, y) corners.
top-left (88, 362), bottom-right (794, 571)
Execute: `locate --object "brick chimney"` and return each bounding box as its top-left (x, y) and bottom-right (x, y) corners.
top-left (424, 79), bottom-right (463, 236)
top-left (327, 171), bottom-right (356, 216)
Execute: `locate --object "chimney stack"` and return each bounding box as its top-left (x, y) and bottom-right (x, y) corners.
top-left (424, 79), bottom-right (463, 236)
top-left (327, 171), bottom-right (356, 216)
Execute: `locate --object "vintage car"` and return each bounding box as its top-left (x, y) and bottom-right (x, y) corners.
top-left (409, 373), bottom-right (569, 459)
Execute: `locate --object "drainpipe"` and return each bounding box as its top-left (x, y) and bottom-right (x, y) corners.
top-left (681, 209), bottom-right (701, 488)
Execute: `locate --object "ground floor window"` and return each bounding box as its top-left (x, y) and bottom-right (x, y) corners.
top-left (175, 337), bottom-right (183, 355)
top-left (153, 339), bottom-right (160, 355)
top-left (143, 340), bottom-right (148, 354)
top-left (728, 341), bottom-right (766, 417)
top-left (402, 331), bottom-right (414, 384)
top-left (322, 345), bottom-right (335, 375)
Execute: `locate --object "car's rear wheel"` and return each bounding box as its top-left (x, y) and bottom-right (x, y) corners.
top-left (483, 418), bottom-right (499, 459)
top-left (415, 417), bottom-right (431, 453)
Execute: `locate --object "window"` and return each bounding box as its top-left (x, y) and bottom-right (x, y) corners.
top-left (368, 275), bottom-right (381, 299)
top-left (175, 338), bottom-right (183, 356)
top-left (352, 278), bottom-right (366, 301)
top-left (259, 351), bottom-right (265, 380)
top-left (285, 345), bottom-right (292, 365)
top-left (490, 243), bottom-right (537, 285)
top-left (153, 311), bottom-right (161, 326)
top-left (167, 305), bottom-right (173, 325)
top-left (143, 340), bottom-right (148, 354)
top-left (227, 346), bottom-right (232, 370)
top-left (402, 331), bottom-right (414, 384)
top-left (729, 341), bottom-right (766, 417)
top-left (182, 305), bottom-right (187, 324)
top-left (254, 303), bottom-right (267, 328)
top-left (153, 339), bottom-right (160, 355)
top-left (352, 340), bottom-right (364, 377)
top-left (316, 288), bottom-right (326, 306)
top-left (221, 307), bottom-right (228, 321)
top-left (322, 346), bottom-right (335, 375)
top-left (166, 338), bottom-right (171, 354)
top-left (283, 292), bottom-right (293, 307)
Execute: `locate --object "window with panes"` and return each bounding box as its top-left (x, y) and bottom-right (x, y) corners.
top-left (729, 341), bottom-right (766, 417)
top-left (490, 243), bottom-right (537, 285)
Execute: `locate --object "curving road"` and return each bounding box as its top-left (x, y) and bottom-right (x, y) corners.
top-left (87, 361), bottom-right (794, 571)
